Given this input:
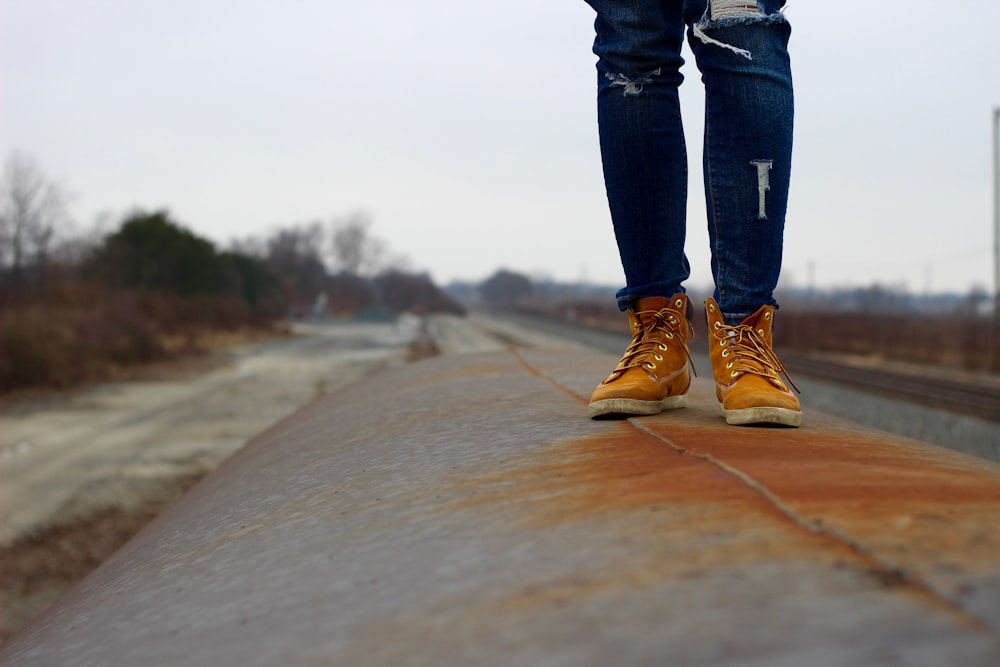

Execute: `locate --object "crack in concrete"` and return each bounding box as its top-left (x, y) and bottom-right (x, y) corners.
top-left (509, 347), bottom-right (993, 635)
top-left (626, 419), bottom-right (991, 634)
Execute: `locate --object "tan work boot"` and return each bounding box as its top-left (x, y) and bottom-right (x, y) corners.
top-left (588, 295), bottom-right (695, 419)
top-left (705, 298), bottom-right (801, 427)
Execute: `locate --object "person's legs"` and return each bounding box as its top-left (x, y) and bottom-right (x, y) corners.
top-left (584, 1), bottom-right (696, 418)
top-left (584, 0), bottom-right (690, 311)
top-left (686, 1), bottom-right (800, 426)
top-left (686, 0), bottom-right (794, 324)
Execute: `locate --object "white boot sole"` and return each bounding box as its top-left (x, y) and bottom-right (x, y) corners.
top-left (721, 405), bottom-right (802, 427)
top-left (589, 395), bottom-right (688, 419)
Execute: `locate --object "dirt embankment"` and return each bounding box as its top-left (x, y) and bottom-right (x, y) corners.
top-left (1, 473), bottom-right (205, 641)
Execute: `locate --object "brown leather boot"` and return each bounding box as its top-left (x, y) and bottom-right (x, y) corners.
top-left (588, 295), bottom-right (694, 419)
top-left (705, 298), bottom-right (801, 427)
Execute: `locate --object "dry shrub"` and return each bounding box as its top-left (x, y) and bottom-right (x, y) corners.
top-left (0, 281), bottom-right (279, 394)
top-left (774, 312), bottom-right (994, 372)
top-left (0, 288), bottom-right (165, 392)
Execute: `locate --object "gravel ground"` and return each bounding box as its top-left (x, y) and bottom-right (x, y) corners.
top-left (790, 375), bottom-right (1000, 463)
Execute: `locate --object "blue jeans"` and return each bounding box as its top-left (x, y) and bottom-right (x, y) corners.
top-left (584, 0), bottom-right (793, 324)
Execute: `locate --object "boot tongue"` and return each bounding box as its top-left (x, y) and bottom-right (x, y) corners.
top-left (740, 304), bottom-right (773, 329)
top-left (737, 305), bottom-right (775, 347)
top-left (634, 296), bottom-right (673, 318)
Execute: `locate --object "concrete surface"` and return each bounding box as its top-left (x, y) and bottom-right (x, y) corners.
top-left (3, 347), bottom-right (999, 666)
top-left (0, 319), bottom-right (429, 545)
top-left (0, 313), bottom-right (579, 548)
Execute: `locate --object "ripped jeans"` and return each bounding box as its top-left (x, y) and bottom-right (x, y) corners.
top-left (584, 0), bottom-right (793, 323)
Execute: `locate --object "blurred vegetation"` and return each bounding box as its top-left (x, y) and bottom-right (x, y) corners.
top-left (84, 212), bottom-right (231, 296)
top-left (0, 154), bottom-right (464, 395)
top-left (469, 268), bottom-right (999, 374)
top-left (478, 269), bottom-right (534, 305)
top-left (0, 207), bottom-right (286, 394)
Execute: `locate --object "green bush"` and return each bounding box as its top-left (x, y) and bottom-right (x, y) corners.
top-left (85, 211), bottom-right (223, 296)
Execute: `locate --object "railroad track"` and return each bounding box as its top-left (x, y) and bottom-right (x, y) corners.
top-left (484, 314), bottom-right (1000, 423)
top-left (782, 353), bottom-right (1000, 424)
top-left (468, 310), bottom-right (1000, 425)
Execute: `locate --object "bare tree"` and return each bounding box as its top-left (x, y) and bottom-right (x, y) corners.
top-left (265, 221), bottom-right (328, 300)
top-left (227, 233), bottom-right (268, 259)
top-left (0, 152), bottom-right (71, 279)
top-left (329, 212), bottom-right (388, 277)
top-left (48, 210), bottom-right (115, 268)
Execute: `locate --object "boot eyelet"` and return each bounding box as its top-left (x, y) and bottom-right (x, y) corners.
top-left (658, 343), bottom-right (667, 351)
top-left (708, 303), bottom-right (716, 312)
top-left (758, 329), bottom-right (764, 336)
top-left (721, 349), bottom-right (729, 357)
top-left (654, 354), bottom-right (663, 361)
top-left (675, 299), bottom-right (683, 308)
top-left (645, 362), bottom-right (656, 370)
top-left (666, 333), bottom-right (674, 339)
top-left (714, 322), bottom-right (721, 329)
top-left (668, 316), bottom-right (677, 324)
top-left (764, 312), bottom-right (771, 320)
top-left (731, 371), bottom-right (739, 377)
top-left (726, 362), bottom-right (733, 369)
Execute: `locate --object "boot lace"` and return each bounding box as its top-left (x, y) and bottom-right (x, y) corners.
top-left (606, 305), bottom-right (696, 382)
top-left (713, 323), bottom-right (799, 393)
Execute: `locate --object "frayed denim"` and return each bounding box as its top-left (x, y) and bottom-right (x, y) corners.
top-left (583, 0), bottom-right (793, 324)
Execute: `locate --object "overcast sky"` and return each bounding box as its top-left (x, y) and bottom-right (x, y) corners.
top-left (3, 1), bottom-right (999, 295)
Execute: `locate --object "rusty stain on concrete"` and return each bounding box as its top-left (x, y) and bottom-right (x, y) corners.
top-left (517, 347), bottom-right (1000, 632)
